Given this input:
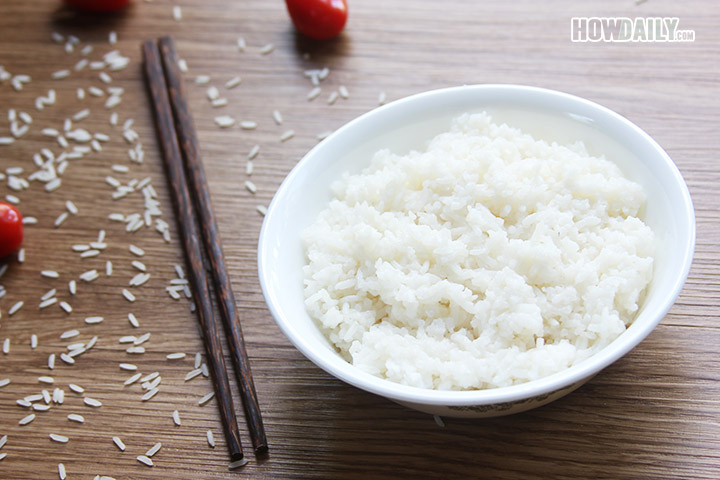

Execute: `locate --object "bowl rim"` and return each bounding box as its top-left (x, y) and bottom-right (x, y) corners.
top-left (258, 84), bottom-right (696, 407)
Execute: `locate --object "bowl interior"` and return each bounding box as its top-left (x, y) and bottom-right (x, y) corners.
top-left (258, 85), bottom-right (695, 406)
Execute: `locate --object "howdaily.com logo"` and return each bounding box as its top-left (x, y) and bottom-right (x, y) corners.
top-left (571, 17), bottom-right (696, 42)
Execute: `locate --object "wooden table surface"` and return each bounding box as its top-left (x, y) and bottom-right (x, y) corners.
top-left (0, 0), bottom-right (718, 478)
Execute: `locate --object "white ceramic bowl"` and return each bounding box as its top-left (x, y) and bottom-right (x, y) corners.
top-left (257, 85), bottom-right (695, 418)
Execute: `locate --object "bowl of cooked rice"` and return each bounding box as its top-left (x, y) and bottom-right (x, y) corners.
top-left (257, 85), bottom-right (695, 418)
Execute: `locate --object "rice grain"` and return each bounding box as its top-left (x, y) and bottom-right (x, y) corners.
top-left (84, 397), bottom-right (102, 407)
top-left (145, 442), bottom-right (162, 457)
top-left (198, 392), bottom-right (215, 406)
top-left (112, 436), bottom-right (126, 451)
top-left (50, 433), bottom-right (69, 443)
top-left (68, 414), bottom-right (84, 423)
top-left (19, 414), bottom-right (35, 425)
top-left (124, 373), bottom-right (142, 386)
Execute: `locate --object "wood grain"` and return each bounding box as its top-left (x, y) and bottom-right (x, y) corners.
top-left (0, 0), bottom-right (718, 479)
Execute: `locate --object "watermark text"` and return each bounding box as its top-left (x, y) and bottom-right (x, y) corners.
top-left (571, 17), bottom-right (695, 42)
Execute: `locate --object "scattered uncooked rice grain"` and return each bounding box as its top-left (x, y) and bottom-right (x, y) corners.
top-left (0, 379), bottom-right (10, 388)
top-left (38, 376), bottom-right (54, 384)
top-left (58, 463), bottom-right (67, 480)
top-left (206, 86), bottom-right (220, 101)
top-left (61, 329), bottom-right (79, 339)
top-left (280, 129), bottom-right (294, 142)
top-left (198, 392), bottom-right (215, 405)
top-left (122, 289), bottom-right (136, 302)
top-left (338, 85), bottom-right (349, 98)
top-left (215, 115), bottom-right (235, 128)
top-left (172, 5), bottom-right (182, 21)
top-left (39, 298), bottom-right (58, 309)
top-left (172, 410), bottom-right (181, 426)
top-left (228, 458), bottom-right (249, 469)
top-left (211, 98), bottom-right (227, 108)
top-left (68, 414), bottom-right (84, 423)
top-left (137, 455), bottom-right (154, 467)
top-left (141, 388), bottom-right (159, 401)
top-left (206, 430), bottom-right (215, 448)
top-left (244, 180), bottom-right (257, 194)
top-left (129, 244), bottom-right (145, 256)
top-left (129, 273), bottom-right (150, 287)
top-left (124, 373), bottom-right (142, 386)
top-left (2, 339), bottom-right (8, 355)
top-left (128, 313), bottom-right (140, 328)
top-left (8, 301), bottom-right (24, 315)
top-left (119, 363), bottom-right (137, 371)
top-left (66, 200), bottom-right (78, 214)
top-left (85, 316), bottom-right (104, 324)
top-left (112, 436), bottom-right (126, 451)
top-left (50, 433), bottom-right (69, 443)
top-left (52, 69), bottom-right (70, 80)
top-left (166, 352), bottom-right (186, 360)
top-left (140, 372), bottom-right (159, 383)
top-left (84, 397), bottom-right (102, 407)
top-left (52, 388), bottom-right (65, 404)
top-left (302, 112), bottom-right (656, 390)
top-left (60, 353), bottom-right (75, 364)
top-left (307, 87), bottom-right (322, 101)
top-left (225, 76), bottom-right (241, 89)
top-left (146, 442), bottom-right (162, 457)
top-left (19, 414), bottom-right (35, 425)
top-left (240, 121), bottom-right (257, 130)
top-left (259, 43), bottom-right (275, 55)
top-left (69, 383), bottom-right (84, 393)
top-left (272, 110), bottom-right (283, 125)
top-left (80, 269), bottom-right (99, 282)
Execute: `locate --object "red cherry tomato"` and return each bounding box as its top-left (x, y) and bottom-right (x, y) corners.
top-left (63, 0), bottom-right (130, 12)
top-left (285, 0), bottom-right (348, 40)
top-left (0, 202), bottom-right (23, 259)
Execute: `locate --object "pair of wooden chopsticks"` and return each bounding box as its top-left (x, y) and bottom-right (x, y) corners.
top-left (142, 36), bottom-right (267, 461)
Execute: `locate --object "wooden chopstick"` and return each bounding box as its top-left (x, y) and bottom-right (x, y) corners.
top-left (157, 35), bottom-right (268, 455)
top-left (141, 39), bottom-right (245, 462)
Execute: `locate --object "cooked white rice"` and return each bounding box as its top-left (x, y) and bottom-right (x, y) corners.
top-left (302, 112), bottom-right (655, 390)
